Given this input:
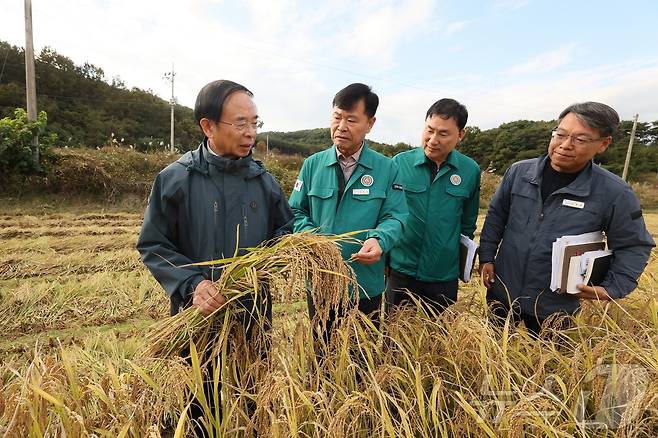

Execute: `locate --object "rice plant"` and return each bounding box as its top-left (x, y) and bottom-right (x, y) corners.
top-left (1, 211), bottom-right (657, 437)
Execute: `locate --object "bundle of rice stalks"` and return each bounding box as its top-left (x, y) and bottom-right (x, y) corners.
top-left (142, 232), bottom-right (358, 363)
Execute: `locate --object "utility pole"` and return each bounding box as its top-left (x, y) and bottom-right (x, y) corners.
top-left (164, 64), bottom-right (175, 153)
top-left (622, 114), bottom-right (639, 182)
top-left (24, 0), bottom-right (39, 167)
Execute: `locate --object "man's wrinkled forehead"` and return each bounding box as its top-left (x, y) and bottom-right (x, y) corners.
top-left (558, 111), bottom-right (599, 134)
top-left (333, 99), bottom-right (366, 116)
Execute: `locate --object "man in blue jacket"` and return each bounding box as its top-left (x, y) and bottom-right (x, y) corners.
top-left (479, 102), bottom-right (655, 335)
top-left (137, 79), bottom-right (293, 434)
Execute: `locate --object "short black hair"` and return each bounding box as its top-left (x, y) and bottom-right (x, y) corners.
top-left (332, 83), bottom-right (379, 118)
top-left (558, 102), bottom-right (620, 137)
top-left (194, 80), bottom-right (252, 125)
top-left (425, 98), bottom-right (468, 130)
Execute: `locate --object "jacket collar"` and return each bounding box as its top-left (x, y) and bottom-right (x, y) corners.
top-left (325, 142), bottom-right (375, 170)
top-left (413, 147), bottom-right (459, 169)
top-left (176, 139), bottom-right (265, 178)
top-left (524, 154), bottom-right (593, 197)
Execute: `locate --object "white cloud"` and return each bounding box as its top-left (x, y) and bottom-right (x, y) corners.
top-left (444, 20), bottom-right (469, 36)
top-left (330, 0), bottom-right (436, 69)
top-left (2, 1), bottom-right (657, 147)
top-left (368, 58), bottom-right (658, 144)
top-left (494, 0), bottom-right (530, 11)
top-left (506, 44), bottom-right (577, 76)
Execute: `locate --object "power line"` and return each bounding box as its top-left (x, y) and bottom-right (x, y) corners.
top-left (1, 85), bottom-right (188, 108)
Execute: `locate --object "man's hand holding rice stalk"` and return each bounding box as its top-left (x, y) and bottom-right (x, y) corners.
top-left (143, 232), bottom-right (360, 363)
top-left (192, 280), bottom-right (228, 316)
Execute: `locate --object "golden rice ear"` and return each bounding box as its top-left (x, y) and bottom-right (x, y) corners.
top-left (142, 231), bottom-right (356, 363)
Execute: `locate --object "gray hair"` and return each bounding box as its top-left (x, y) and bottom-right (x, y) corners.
top-left (558, 102), bottom-right (620, 137)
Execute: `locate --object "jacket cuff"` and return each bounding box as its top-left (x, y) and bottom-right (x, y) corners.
top-left (599, 280), bottom-right (623, 300)
top-left (181, 275), bottom-right (206, 300)
top-left (478, 253), bottom-right (495, 264)
top-left (365, 232), bottom-right (385, 251)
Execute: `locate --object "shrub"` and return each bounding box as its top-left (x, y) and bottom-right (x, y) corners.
top-left (0, 108), bottom-right (53, 178)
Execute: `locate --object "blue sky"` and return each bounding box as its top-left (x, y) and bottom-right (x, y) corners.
top-left (1, 0), bottom-right (657, 145)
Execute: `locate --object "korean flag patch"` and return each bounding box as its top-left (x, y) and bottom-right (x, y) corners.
top-left (294, 179), bottom-right (304, 192)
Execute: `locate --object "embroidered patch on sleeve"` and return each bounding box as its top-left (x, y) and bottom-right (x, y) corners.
top-left (392, 183), bottom-right (403, 191)
top-left (294, 179), bottom-right (304, 192)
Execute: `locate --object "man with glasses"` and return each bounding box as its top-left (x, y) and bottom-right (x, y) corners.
top-left (137, 80), bottom-right (293, 434)
top-left (479, 102), bottom-right (654, 335)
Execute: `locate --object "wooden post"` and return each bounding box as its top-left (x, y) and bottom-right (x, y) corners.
top-left (164, 64), bottom-right (175, 153)
top-left (24, 0), bottom-right (39, 167)
top-left (169, 63), bottom-right (175, 153)
top-left (621, 114), bottom-right (639, 182)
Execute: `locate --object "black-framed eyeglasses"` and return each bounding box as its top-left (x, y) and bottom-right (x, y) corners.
top-left (551, 130), bottom-right (606, 147)
top-left (218, 119), bottom-right (264, 132)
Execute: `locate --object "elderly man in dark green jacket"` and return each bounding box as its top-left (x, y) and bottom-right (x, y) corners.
top-left (137, 80), bottom-right (293, 435)
top-left (386, 98), bottom-right (480, 314)
top-left (138, 80), bottom-right (293, 316)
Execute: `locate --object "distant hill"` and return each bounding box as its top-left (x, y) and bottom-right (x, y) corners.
top-left (256, 128), bottom-right (411, 157)
top-left (0, 41), bottom-right (199, 150)
top-left (458, 120), bottom-right (658, 179)
top-left (2, 40), bottom-right (657, 179)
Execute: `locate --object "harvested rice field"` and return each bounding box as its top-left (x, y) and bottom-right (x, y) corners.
top-left (1, 205), bottom-right (657, 437)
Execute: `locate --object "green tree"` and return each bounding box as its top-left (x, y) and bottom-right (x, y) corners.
top-left (0, 108), bottom-right (52, 177)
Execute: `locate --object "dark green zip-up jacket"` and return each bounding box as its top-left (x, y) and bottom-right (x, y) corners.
top-left (137, 140), bottom-right (294, 315)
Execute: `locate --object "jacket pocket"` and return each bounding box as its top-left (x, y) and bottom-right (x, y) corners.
top-left (509, 186), bottom-right (537, 231)
top-left (554, 199), bottom-right (604, 233)
top-left (347, 188), bottom-right (386, 229)
top-left (352, 188), bottom-right (386, 202)
top-left (307, 187), bottom-right (335, 220)
top-left (404, 184), bottom-right (427, 194)
top-left (445, 185), bottom-right (469, 198)
top-left (404, 184), bottom-right (428, 215)
top-left (308, 187), bottom-right (334, 199)
top-left (444, 185), bottom-right (469, 217)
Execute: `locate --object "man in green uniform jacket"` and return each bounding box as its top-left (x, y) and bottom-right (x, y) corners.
top-left (387, 98), bottom-right (480, 314)
top-left (289, 83), bottom-right (408, 334)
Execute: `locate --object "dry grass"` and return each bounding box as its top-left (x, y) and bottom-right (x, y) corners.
top-left (0, 271), bottom-right (167, 336)
top-left (0, 208), bottom-right (657, 437)
top-left (0, 247), bottom-right (142, 280)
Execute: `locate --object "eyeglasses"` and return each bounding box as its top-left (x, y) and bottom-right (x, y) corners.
top-left (551, 130), bottom-right (606, 147)
top-left (218, 119), bottom-right (264, 132)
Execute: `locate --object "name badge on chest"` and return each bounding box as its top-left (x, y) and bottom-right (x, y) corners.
top-left (562, 199), bottom-right (584, 209)
top-left (353, 188), bottom-right (369, 195)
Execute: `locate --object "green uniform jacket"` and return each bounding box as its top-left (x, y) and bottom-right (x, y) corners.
top-left (289, 143), bottom-right (408, 298)
top-left (389, 147), bottom-right (480, 282)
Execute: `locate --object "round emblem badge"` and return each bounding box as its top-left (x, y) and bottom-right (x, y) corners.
top-left (361, 174), bottom-right (374, 187)
top-left (450, 174), bottom-right (462, 186)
